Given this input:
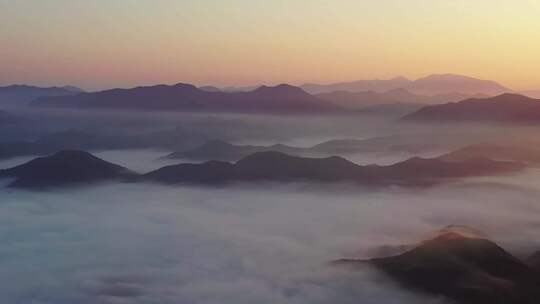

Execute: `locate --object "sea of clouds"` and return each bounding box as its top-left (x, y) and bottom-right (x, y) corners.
top-left (2, 148), bottom-right (540, 303)
top-left (2, 112), bottom-right (540, 303)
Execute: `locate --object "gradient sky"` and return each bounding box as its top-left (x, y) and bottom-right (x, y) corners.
top-left (1, 0), bottom-right (540, 91)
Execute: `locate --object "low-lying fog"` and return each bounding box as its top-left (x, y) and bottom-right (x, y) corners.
top-left (4, 110), bottom-right (540, 303)
top-left (3, 152), bottom-right (540, 303)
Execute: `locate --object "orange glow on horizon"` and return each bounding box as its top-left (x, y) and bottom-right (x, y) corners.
top-left (1, 1), bottom-right (540, 91)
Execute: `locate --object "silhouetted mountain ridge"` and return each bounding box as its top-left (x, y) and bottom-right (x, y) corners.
top-left (302, 74), bottom-right (510, 95)
top-left (301, 77), bottom-right (412, 94)
top-left (0, 150), bottom-right (134, 188)
top-left (407, 74), bottom-right (510, 95)
top-left (0, 84), bottom-right (81, 106)
top-left (166, 137), bottom-right (429, 162)
top-left (403, 93), bottom-right (540, 122)
top-left (440, 143), bottom-right (540, 164)
top-left (335, 226), bottom-right (540, 304)
top-left (316, 88), bottom-right (487, 110)
top-left (147, 151), bottom-right (524, 186)
top-left (165, 140), bottom-right (304, 161)
top-left (33, 83), bottom-right (342, 114)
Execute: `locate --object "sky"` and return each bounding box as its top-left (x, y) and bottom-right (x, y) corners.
top-left (1, 0), bottom-right (540, 91)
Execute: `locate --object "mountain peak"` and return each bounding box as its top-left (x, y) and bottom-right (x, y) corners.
top-left (171, 83), bottom-right (199, 90)
top-left (336, 226), bottom-right (540, 304)
top-left (254, 84), bottom-right (307, 94)
top-left (390, 76), bottom-right (410, 82)
top-left (0, 150), bottom-right (133, 188)
top-left (490, 92), bottom-right (532, 100)
top-left (427, 225), bottom-right (487, 242)
top-left (419, 73), bottom-right (479, 81)
top-left (408, 74), bottom-right (510, 96)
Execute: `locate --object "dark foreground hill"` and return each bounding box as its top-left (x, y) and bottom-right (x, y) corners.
top-left (402, 94), bottom-right (540, 123)
top-left (33, 83), bottom-right (342, 114)
top-left (0, 150), bottom-right (135, 188)
top-left (147, 151), bottom-right (523, 186)
top-left (334, 226), bottom-right (540, 304)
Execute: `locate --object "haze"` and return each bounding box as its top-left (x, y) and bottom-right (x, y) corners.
top-left (2, 109), bottom-right (540, 302)
top-left (4, 1), bottom-right (540, 303)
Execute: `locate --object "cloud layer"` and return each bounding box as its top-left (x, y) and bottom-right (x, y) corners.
top-left (2, 161), bottom-right (540, 303)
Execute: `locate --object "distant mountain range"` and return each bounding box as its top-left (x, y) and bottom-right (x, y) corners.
top-left (440, 143), bottom-right (540, 164)
top-left (33, 83), bottom-right (342, 114)
top-left (408, 74), bottom-right (510, 95)
top-left (0, 129), bottom-right (461, 162)
top-left (199, 85), bottom-right (259, 92)
top-left (0, 128), bottom-right (208, 160)
top-left (170, 137), bottom-right (540, 164)
top-left (302, 74), bottom-right (511, 96)
top-left (315, 88), bottom-right (487, 109)
top-left (0, 75), bottom-right (521, 115)
top-left (0, 84), bottom-right (83, 106)
top-left (166, 140), bottom-right (303, 161)
top-left (402, 93), bottom-right (540, 123)
top-left (301, 76), bottom-right (411, 94)
top-left (0, 149), bottom-right (524, 188)
top-left (335, 226), bottom-right (540, 304)
top-left (165, 137), bottom-right (452, 162)
top-left (354, 102), bottom-right (426, 116)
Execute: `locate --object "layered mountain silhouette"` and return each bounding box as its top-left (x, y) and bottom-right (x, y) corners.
top-left (0, 84), bottom-right (82, 106)
top-left (0, 128), bottom-right (210, 160)
top-left (406, 74), bottom-right (510, 96)
top-left (165, 140), bottom-right (306, 161)
top-left (302, 74), bottom-right (510, 95)
top-left (165, 137), bottom-right (426, 162)
top-left (147, 151), bottom-right (523, 186)
top-left (198, 85), bottom-right (221, 92)
top-left (403, 93), bottom-right (540, 123)
top-left (0, 150), bottom-right (135, 188)
top-left (301, 77), bottom-right (411, 94)
top-left (316, 88), bottom-right (487, 109)
top-left (166, 136), bottom-right (472, 162)
top-left (440, 143), bottom-right (540, 164)
top-left (0, 149), bottom-right (524, 189)
top-left (354, 102), bottom-right (426, 116)
top-left (521, 90), bottom-right (540, 99)
top-left (33, 83), bottom-right (342, 114)
top-left (0, 129), bottom-right (465, 162)
top-left (335, 226), bottom-right (540, 304)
